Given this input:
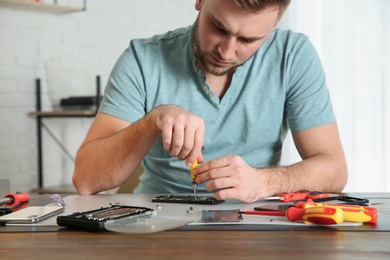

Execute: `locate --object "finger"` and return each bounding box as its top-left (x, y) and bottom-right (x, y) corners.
top-left (185, 127), bottom-right (204, 165)
top-left (194, 157), bottom-right (230, 177)
top-left (177, 126), bottom-right (195, 160)
top-left (161, 124), bottom-right (173, 152)
top-left (213, 188), bottom-right (237, 201)
top-left (213, 188), bottom-right (230, 201)
top-left (170, 124), bottom-right (184, 156)
top-left (205, 177), bottom-right (232, 191)
top-left (215, 188), bottom-right (258, 203)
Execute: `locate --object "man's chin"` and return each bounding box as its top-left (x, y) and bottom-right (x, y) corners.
top-left (206, 65), bottom-right (236, 76)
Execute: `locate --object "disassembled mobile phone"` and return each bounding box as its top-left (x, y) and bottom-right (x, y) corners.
top-left (202, 209), bottom-right (243, 223)
top-left (0, 206), bottom-right (64, 224)
top-left (57, 204), bottom-right (154, 231)
top-left (151, 195), bottom-right (224, 205)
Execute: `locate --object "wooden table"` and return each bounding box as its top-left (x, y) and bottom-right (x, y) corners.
top-left (1, 193), bottom-right (390, 259)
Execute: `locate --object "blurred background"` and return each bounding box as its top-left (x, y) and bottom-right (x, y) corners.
top-left (0, 0), bottom-right (388, 193)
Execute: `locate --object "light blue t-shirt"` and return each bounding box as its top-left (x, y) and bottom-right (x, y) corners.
top-left (99, 24), bottom-right (335, 194)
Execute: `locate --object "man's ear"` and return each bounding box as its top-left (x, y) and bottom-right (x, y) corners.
top-left (195, 0), bottom-right (204, 11)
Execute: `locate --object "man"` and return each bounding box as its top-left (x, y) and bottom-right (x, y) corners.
top-left (73, 0), bottom-right (348, 203)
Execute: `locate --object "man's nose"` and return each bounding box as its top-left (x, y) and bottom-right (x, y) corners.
top-left (218, 36), bottom-right (236, 60)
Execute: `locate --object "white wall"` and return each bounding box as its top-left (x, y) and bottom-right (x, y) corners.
top-left (0, 0), bottom-right (197, 192)
top-left (279, 0), bottom-right (390, 192)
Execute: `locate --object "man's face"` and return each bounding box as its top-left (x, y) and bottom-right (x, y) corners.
top-left (194, 0), bottom-right (279, 76)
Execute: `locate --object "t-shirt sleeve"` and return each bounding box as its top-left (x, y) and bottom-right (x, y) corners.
top-left (98, 40), bottom-right (147, 123)
top-left (285, 35), bottom-right (336, 131)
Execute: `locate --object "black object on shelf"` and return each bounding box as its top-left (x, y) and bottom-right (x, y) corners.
top-left (60, 96), bottom-right (103, 110)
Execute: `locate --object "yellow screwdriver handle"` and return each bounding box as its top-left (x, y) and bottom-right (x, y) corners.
top-left (190, 160), bottom-right (198, 180)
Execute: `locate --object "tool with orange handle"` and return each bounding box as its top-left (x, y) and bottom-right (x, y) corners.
top-left (296, 199), bottom-right (377, 224)
top-left (286, 206), bottom-right (345, 225)
top-left (0, 192), bottom-right (29, 207)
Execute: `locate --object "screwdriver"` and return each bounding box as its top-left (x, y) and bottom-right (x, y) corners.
top-left (296, 200), bottom-right (378, 224)
top-left (245, 207), bottom-right (344, 224)
top-left (0, 192), bottom-right (29, 207)
top-left (190, 160), bottom-right (198, 198)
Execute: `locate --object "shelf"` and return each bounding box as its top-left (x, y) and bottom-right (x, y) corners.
top-left (30, 77), bottom-right (100, 190)
top-left (29, 109), bottom-right (96, 117)
top-left (0, 0), bottom-right (86, 14)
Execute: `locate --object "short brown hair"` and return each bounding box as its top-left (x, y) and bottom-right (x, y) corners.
top-left (233, 0), bottom-right (291, 20)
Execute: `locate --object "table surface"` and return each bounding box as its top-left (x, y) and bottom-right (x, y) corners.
top-left (1, 193), bottom-right (390, 259)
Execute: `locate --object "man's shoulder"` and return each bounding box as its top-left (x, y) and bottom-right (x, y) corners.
top-left (270, 28), bottom-right (309, 45)
top-left (132, 25), bottom-right (192, 48)
top-left (256, 28), bottom-right (314, 60)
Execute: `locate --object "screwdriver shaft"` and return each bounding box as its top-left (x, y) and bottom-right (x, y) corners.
top-left (192, 180), bottom-right (198, 198)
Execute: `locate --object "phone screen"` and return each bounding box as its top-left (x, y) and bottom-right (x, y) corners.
top-left (202, 209), bottom-right (243, 223)
top-left (0, 206), bottom-right (64, 224)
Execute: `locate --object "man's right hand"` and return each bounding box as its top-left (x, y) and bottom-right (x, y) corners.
top-left (148, 105), bottom-right (205, 166)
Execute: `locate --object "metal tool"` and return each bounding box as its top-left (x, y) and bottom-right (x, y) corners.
top-left (254, 202), bottom-right (295, 212)
top-left (0, 192), bottom-right (29, 207)
top-left (190, 160), bottom-right (198, 198)
top-left (261, 190), bottom-right (370, 205)
top-left (241, 210), bottom-right (286, 216)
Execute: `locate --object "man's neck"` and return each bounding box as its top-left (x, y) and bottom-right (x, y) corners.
top-left (205, 72), bottom-right (233, 99)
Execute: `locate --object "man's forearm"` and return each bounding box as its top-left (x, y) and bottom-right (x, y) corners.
top-left (73, 114), bottom-right (159, 195)
top-left (262, 152), bottom-right (348, 197)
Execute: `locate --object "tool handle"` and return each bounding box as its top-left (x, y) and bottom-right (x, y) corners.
top-left (280, 191), bottom-right (330, 202)
top-left (286, 206), bottom-right (344, 225)
top-left (299, 201), bottom-right (377, 224)
top-left (280, 192), bottom-right (308, 202)
top-left (4, 192), bottom-right (29, 207)
top-left (341, 208), bottom-right (377, 224)
top-left (190, 160), bottom-right (198, 180)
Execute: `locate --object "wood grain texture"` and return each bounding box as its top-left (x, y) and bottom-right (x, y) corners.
top-left (2, 231), bottom-right (390, 259)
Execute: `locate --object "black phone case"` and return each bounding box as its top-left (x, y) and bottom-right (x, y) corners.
top-left (151, 195), bottom-right (224, 204)
top-left (56, 205), bottom-right (154, 232)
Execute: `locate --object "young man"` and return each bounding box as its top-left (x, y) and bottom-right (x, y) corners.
top-left (73, 0), bottom-right (348, 203)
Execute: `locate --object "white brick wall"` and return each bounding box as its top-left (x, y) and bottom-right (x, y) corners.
top-left (0, 0), bottom-right (197, 192)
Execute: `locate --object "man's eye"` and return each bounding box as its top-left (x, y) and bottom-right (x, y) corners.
top-left (239, 37), bottom-right (259, 44)
top-left (240, 38), bottom-right (253, 44)
top-left (216, 27), bottom-right (228, 35)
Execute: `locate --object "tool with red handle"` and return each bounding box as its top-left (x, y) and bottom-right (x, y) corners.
top-left (286, 206), bottom-right (345, 225)
top-left (296, 199), bottom-right (377, 224)
top-left (0, 192), bottom-right (29, 207)
top-left (244, 206), bottom-right (345, 225)
top-left (264, 190), bottom-right (331, 202)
